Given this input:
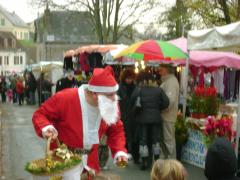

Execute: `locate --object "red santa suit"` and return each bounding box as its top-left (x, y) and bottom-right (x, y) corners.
top-left (32, 85), bottom-right (128, 176)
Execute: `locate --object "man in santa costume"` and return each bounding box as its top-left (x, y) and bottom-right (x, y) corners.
top-left (32, 66), bottom-right (128, 180)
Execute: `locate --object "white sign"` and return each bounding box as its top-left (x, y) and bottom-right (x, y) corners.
top-left (47, 35), bottom-right (55, 42)
top-left (181, 129), bottom-right (207, 168)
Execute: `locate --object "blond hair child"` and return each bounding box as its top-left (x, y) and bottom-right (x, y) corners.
top-left (151, 159), bottom-right (187, 180)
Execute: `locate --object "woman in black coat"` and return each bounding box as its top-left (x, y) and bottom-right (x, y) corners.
top-left (135, 72), bottom-right (169, 170)
top-left (118, 69), bottom-right (138, 161)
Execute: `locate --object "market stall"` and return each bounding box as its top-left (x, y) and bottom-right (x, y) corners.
top-left (64, 44), bottom-right (129, 81)
top-left (180, 21), bottom-right (240, 168)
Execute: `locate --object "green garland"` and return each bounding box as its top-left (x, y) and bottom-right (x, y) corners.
top-left (25, 157), bottom-right (81, 175)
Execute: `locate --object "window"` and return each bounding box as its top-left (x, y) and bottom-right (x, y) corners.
top-left (20, 32), bottom-right (23, 39)
top-left (20, 56), bottom-right (23, 64)
top-left (24, 32), bottom-right (28, 40)
top-left (0, 56), bottom-right (2, 65)
top-left (12, 39), bottom-right (16, 48)
top-left (14, 56), bottom-right (17, 64)
top-left (4, 56), bottom-right (9, 65)
top-left (14, 56), bottom-right (19, 65)
top-left (4, 38), bottom-right (8, 48)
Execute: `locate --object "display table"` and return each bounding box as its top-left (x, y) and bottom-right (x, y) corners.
top-left (181, 128), bottom-right (207, 169)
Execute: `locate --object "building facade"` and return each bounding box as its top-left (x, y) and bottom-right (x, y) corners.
top-left (0, 31), bottom-right (26, 75)
top-left (35, 9), bottom-right (98, 62)
top-left (0, 5), bottom-right (32, 40)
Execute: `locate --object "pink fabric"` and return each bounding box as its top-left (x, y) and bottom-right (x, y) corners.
top-left (169, 37), bottom-right (240, 68)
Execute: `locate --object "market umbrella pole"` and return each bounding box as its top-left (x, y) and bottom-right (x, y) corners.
top-left (182, 50), bottom-right (190, 118)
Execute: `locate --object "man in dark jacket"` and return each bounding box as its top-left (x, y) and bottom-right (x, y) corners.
top-left (205, 137), bottom-right (240, 180)
top-left (56, 70), bottom-right (76, 93)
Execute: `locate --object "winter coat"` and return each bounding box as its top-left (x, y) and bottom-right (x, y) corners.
top-left (135, 86), bottom-right (169, 124)
top-left (16, 81), bottom-right (24, 94)
top-left (28, 77), bottom-right (37, 92)
top-left (56, 77), bottom-right (76, 93)
top-left (118, 82), bottom-right (136, 123)
top-left (160, 74), bottom-right (179, 123)
top-left (205, 137), bottom-right (240, 180)
top-left (32, 87), bottom-right (127, 173)
top-left (118, 82), bottom-right (137, 142)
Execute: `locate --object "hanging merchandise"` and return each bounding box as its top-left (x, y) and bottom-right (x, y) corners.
top-left (79, 52), bottom-right (90, 72)
top-left (88, 52), bottom-right (104, 71)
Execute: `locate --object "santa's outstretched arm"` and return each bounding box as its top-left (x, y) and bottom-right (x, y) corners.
top-left (106, 119), bottom-right (128, 163)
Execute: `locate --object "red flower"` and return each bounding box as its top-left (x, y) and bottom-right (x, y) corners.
top-left (195, 86), bottom-right (205, 96)
top-left (205, 87), bottom-right (217, 97)
top-left (203, 116), bottom-right (236, 145)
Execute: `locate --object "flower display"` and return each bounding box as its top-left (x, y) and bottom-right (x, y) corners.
top-left (189, 86), bottom-right (220, 118)
top-left (203, 116), bottom-right (236, 147)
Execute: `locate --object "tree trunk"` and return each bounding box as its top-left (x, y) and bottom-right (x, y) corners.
top-left (237, 0), bottom-right (240, 19)
top-left (218, 0), bottom-right (231, 23)
top-left (112, 0), bottom-right (120, 43)
top-left (94, 0), bottom-right (104, 44)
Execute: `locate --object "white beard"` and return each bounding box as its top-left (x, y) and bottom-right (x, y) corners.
top-left (98, 95), bottom-right (119, 125)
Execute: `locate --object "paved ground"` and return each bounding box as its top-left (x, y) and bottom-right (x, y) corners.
top-left (0, 102), bottom-right (207, 180)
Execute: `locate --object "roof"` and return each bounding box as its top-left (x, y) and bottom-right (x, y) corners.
top-left (0, 4), bottom-right (28, 28)
top-left (35, 10), bottom-right (97, 43)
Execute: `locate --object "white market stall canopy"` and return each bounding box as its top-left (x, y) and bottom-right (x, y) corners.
top-left (31, 61), bottom-right (63, 72)
top-left (188, 21), bottom-right (240, 51)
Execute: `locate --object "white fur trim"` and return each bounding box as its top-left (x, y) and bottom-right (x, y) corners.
top-left (78, 85), bottom-right (102, 149)
top-left (88, 84), bottom-right (119, 92)
top-left (113, 151), bottom-right (128, 164)
top-left (42, 125), bottom-right (58, 138)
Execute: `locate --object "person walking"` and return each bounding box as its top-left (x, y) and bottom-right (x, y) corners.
top-left (16, 77), bottom-right (24, 105)
top-left (0, 77), bottom-right (7, 103)
top-left (135, 72), bottom-right (169, 170)
top-left (118, 69), bottom-right (138, 162)
top-left (159, 64), bottom-right (179, 159)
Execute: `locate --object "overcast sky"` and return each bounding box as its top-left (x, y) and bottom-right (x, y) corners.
top-left (0, 0), bottom-right (176, 25)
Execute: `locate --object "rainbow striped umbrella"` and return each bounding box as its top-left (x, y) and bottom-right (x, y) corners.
top-left (114, 39), bottom-right (187, 62)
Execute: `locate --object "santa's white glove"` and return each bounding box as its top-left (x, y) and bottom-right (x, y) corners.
top-left (42, 125), bottom-right (58, 139)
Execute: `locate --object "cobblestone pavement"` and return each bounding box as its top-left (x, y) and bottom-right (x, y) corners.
top-left (0, 103), bottom-right (206, 180)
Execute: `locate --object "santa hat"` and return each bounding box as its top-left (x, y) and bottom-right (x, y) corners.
top-left (88, 66), bottom-right (118, 92)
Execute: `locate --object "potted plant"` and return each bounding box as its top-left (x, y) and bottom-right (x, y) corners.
top-left (189, 86), bottom-right (220, 118)
top-left (188, 86), bottom-right (205, 118)
top-left (175, 112), bottom-right (189, 161)
top-left (204, 87), bottom-right (220, 116)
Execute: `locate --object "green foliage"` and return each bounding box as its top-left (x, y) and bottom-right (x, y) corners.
top-left (188, 94), bottom-right (205, 114)
top-left (25, 156), bottom-right (81, 175)
top-left (175, 113), bottom-right (189, 144)
top-left (185, 0), bottom-right (240, 27)
top-left (204, 96), bottom-right (220, 116)
top-left (159, 0), bottom-right (193, 40)
top-left (19, 40), bottom-right (35, 47)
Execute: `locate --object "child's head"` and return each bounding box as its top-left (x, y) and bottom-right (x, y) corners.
top-left (151, 159), bottom-right (187, 180)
